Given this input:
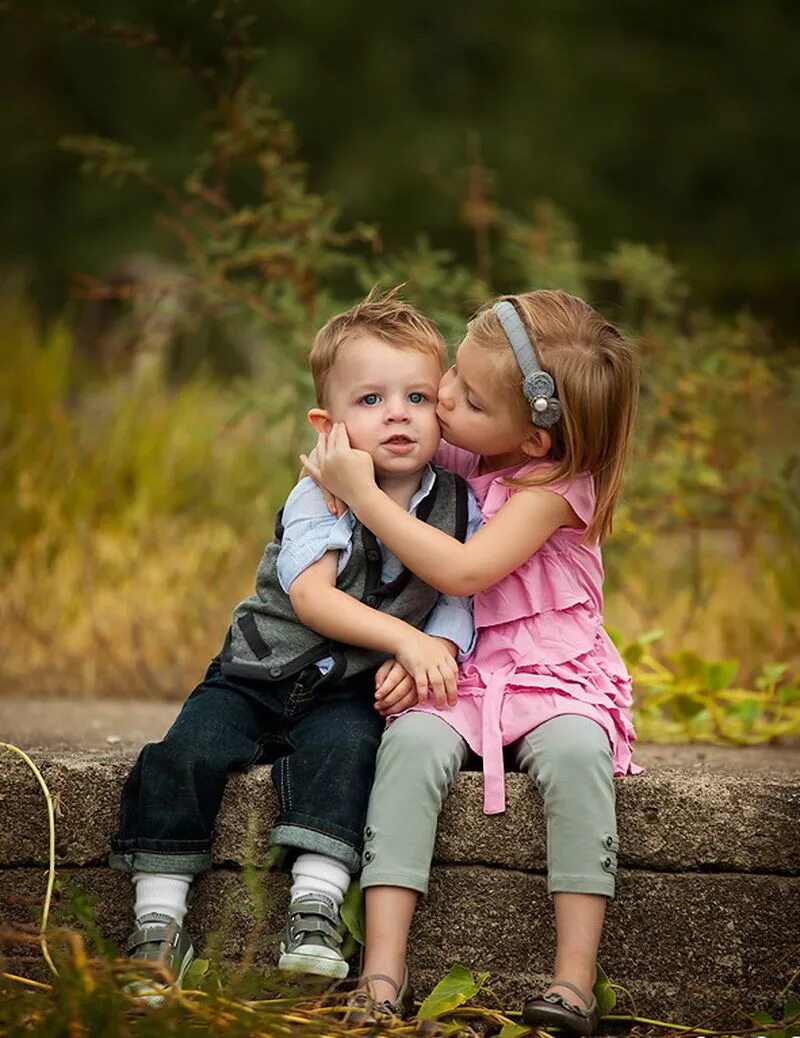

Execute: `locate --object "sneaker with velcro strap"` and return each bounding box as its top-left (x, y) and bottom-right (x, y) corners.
top-left (121, 912), bottom-right (195, 1007)
top-left (277, 892), bottom-right (349, 979)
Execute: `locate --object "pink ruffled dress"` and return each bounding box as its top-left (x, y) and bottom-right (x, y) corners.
top-left (408, 442), bottom-right (642, 815)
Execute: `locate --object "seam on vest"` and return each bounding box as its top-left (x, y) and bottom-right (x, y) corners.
top-left (368, 471), bottom-right (441, 600)
top-left (237, 613), bottom-right (272, 659)
top-left (454, 475), bottom-right (468, 543)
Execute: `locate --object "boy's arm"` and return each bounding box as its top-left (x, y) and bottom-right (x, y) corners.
top-left (289, 551), bottom-right (457, 707)
top-left (303, 424), bottom-right (572, 597)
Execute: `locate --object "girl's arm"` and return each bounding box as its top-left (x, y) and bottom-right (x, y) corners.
top-left (289, 550), bottom-right (458, 706)
top-left (302, 424), bottom-right (575, 597)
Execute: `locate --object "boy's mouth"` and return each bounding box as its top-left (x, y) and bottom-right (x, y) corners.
top-left (381, 434), bottom-right (416, 454)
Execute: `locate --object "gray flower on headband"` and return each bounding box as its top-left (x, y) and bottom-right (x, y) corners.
top-left (522, 371), bottom-right (562, 428)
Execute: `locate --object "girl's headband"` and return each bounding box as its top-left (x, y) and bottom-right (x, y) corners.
top-left (492, 300), bottom-right (562, 428)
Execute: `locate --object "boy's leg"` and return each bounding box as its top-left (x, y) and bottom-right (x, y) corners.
top-left (515, 714), bottom-right (615, 1029)
top-left (110, 660), bottom-right (285, 998)
top-left (360, 712), bottom-right (468, 1005)
top-left (270, 672), bottom-right (385, 978)
top-left (111, 660), bottom-right (280, 876)
top-left (268, 671), bottom-right (385, 871)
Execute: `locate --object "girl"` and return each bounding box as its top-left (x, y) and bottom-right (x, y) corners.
top-left (303, 290), bottom-right (641, 1037)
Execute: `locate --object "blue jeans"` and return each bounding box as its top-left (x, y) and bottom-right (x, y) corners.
top-left (109, 659), bottom-right (385, 874)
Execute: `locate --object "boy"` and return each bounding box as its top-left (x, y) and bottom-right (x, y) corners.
top-left (109, 293), bottom-right (480, 998)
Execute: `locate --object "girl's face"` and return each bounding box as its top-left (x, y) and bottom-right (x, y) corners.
top-left (436, 335), bottom-right (534, 467)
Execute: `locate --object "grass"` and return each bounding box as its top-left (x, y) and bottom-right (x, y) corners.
top-left (1, 291), bottom-right (798, 741)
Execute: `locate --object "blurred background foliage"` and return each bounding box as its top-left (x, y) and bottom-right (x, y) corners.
top-left (3, 0), bottom-right (800, 326)
top-left (0, 0), bottom-right (798, 742)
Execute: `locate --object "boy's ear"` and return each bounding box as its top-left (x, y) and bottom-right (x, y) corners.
top-left (520, 426), bottom-right (552, 460)
top-left (307, 408), bottom-right (333, 434)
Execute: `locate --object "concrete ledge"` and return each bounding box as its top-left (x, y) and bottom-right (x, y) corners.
top-left (1, 745), bottom-right (799, 1027)
top-left (1, 751), bottom-right (798, 873)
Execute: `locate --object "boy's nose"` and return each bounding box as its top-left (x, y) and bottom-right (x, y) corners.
top-left (385, 398), bottom-right (411, 421)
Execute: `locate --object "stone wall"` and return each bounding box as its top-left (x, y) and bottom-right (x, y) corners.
top-left (1, 747), bottom-right (799, 1028)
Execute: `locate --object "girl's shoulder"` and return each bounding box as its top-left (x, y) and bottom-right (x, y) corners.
top-left (502, 463), bottom-right (596, 531)
top-left (433, 440), bottom-right (480, 479)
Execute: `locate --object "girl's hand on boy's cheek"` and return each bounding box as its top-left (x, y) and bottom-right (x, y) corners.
top-left (303, 443), bottom-right (347, 516)
top-left (304, 424), bottom-right (375, 503)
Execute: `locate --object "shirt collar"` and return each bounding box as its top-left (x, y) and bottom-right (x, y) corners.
top-left (344, 464), bottom-right (437, 527)
top-left (408, 463), bottom-right (437, 514)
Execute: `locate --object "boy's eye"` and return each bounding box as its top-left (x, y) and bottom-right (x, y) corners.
top-left (467, 398), bottom-right (483, 412)
top-left (360, 393), bottom-right (380, 405)
top-left (408, 392), bottom-right (427, 404)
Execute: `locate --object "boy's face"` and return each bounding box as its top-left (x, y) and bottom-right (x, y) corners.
top-left (312, 334), bottom-right (442, 477)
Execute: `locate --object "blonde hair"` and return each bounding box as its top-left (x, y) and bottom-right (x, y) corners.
top-left (467, 289), bottom-right (639, 544)
top-left (310, 289), bottom-right (447, 405)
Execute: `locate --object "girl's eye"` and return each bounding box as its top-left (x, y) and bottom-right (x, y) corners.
top-left (361, 393), bottom-right (380, 405)
top-left (408, 392), bottom-right (427, 404)
top-left (467, 398), bottom-right (482, 412)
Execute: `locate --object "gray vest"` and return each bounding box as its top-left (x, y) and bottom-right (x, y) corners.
top-left (220, 467), bottom-right (468, 685)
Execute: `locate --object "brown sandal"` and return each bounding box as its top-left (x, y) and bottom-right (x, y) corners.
top-left (521, 979), bottom-right (599, 1036)
top-left (344, 968), bottom-right (414, 1026)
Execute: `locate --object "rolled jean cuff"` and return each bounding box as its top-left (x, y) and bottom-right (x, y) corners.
top-left (548, 873), bottom-right (615, 898)
top-left (108, 849), bottom-right (212, 875)
top-left (269, 824), bottom-right (360, 873)
top-left (360, 866), bottom-right (431, 897)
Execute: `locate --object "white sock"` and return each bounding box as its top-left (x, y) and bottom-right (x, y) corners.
top-left (290, 853), bottom-right (350, 907)
top-left (133, 872), bottom-right (193, 926)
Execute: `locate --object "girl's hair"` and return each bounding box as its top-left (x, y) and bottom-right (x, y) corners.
top-left (467, 289), bottom-right (639, 544)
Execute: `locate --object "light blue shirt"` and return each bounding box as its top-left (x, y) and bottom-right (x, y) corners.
top-left (277, 467), bottom-right (483, 662)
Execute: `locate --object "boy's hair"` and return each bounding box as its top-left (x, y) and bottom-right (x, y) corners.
top-left (310, 289), bottom-right (447, 405)
top-left (468, 289), bottom-right (639, 544)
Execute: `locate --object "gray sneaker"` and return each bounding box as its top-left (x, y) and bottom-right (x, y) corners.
top-left (122, 912), bottom-right (195, 1006)
top-left (277, 893), bottom-right (348, 979)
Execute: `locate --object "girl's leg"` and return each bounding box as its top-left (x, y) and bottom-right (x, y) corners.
top-left (360, 712), bottom-right (468, 1004)
top-left (514, 714), bottom-right (617, 1008)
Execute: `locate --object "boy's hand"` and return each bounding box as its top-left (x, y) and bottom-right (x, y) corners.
top-left (374, 658), bottom-right (417, 716)
top-left (300, 423), bottom-right (375, 506)
top-left (393, 632), bottom-right (458, 710)
top-left (375, 637), bottom-right (459, 716)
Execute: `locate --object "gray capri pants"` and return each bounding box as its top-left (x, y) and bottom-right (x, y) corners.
top-left (360, 712), bottom-right (618, 897)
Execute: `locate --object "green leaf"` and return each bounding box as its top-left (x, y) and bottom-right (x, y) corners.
top-left (594, 964), bottom-right (617, 1017)
top-left (670, 692), bottom-right (707, 720)
top-left (340, 878), bottom-right (365, 946)
top-left (417, 963), bottom-right (489, 1019)
top-left (670, 649), bottom-right (707, 681)
top-left (756, 662), bottom-right (788, 688)
top-left (729, 697), bottom-right (762, 730)
top-left (498, 1023), bottom-right (531, 1038)
top-left (183, 958), bottom-right (210, 983)
top-left (779, 684), bottom-right (800, 705)
top-left (783, 996), bottom-right (800, 1021)
top-left (705, 659), bottom-right (739, 691)
top-left (340, 932), bottom-right (358, 962)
